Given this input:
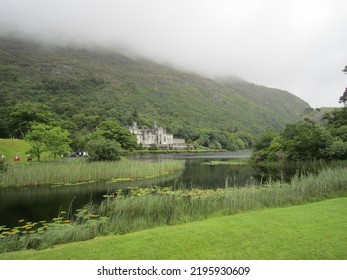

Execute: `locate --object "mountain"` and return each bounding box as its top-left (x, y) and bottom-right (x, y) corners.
top-left (217, 76), bottom-right (310, 126)
top-left (0, 36), bottom-right (310, 148)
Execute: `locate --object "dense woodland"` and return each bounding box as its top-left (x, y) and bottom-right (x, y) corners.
top-left (0, 36), bottom-right (311, 157)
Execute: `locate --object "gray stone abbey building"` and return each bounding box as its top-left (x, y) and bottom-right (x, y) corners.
top-left (128, 122), bottom-right (187, 149)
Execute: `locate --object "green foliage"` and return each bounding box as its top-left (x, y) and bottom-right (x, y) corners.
top-left (25, 123), bottom-right (71, 161)
top-left (0, 159), bottom-right (184, 188)
top-left (44, 126), bottom-right (71, 159)
top-left (25, 123), bottom-right (49, 161)
top-left (251, 130), bottom-right (283, 163)
top-left (251, 66), bottom-right (347, 163)
top-left (2, 197), bottom-right (347, 259)
top-left (253, 107), bottom-right (347, 163)
top-left (281, 122), bottom-right (333, 161)
top-left (86, 137), bottom-right (122, 161)
top-left (322, 139), bottom-right (347, 160)
top-left (9, 102), bottom-right (57, 139)
top-left (339, 88), bottom-right (347, 105)
top-left (97, 120), bottom-right (137, 151)
top-left (0, 36), bottom-right (309, 150)
top-left (339, 65), bottom-right (347, 105)
top-left (1, 167), bottom-right (346, 255)
top-left (253, 129), bottom-right (278, 151)
top-left (322, 108), bottom-right (347, 128)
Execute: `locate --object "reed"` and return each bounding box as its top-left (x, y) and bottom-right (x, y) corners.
top-left (97, 167), bottom-right (347, 234)
top-left (1, 167), bottom-right (346, 253)
top-left (0, 159), bottom-right (184, 188)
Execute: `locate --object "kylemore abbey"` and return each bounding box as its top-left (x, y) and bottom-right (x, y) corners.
top-left (128, 122), bottom-right (187, 149)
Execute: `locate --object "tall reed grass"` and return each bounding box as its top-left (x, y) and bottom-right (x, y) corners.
top-left (97, 167), bottom-right (347, 233)
top-left (0, 160), bottom-right (184, 188)
top-left (1, 167), bottom-right (346, 253)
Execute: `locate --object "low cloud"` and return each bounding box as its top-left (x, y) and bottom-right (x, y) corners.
top-left (1, 0), bottom-right (346, 107)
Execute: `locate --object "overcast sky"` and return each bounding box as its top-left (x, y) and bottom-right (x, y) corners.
top-left (1, 0), bottom-right (346, 107)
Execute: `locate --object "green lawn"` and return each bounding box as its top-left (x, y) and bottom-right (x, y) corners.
top-left (0, 139), bottom-right (32, 162)
top-left (1, 197), bottom-right (346, 260)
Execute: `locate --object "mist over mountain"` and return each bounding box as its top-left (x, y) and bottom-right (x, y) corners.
top-left (0, 35), bottom-right (310, 148)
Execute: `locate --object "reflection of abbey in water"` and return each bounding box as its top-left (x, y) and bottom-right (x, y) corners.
top-left (128, 122), bottom-right (187, 149)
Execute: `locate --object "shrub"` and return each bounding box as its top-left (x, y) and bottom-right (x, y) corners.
top-left (86, 138), bottom-right (122, 161)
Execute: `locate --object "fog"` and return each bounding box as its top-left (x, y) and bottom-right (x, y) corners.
top-left (1, 0), bottom-right (346, 107)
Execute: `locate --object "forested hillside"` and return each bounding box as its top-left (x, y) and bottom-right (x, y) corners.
top-left (0, 36), bottom-right (310, 150)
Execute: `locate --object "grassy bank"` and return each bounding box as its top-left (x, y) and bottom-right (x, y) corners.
top-left (96, 166), bottom-right (347, 234)
top-left (0, 167), bottom-right (346, 254)
top-left (0, 139), bottom-right (32, 162)
top-left (1, 197), bottom-right (346, 259)
top-left (0, 159), bottom-right (184, 188)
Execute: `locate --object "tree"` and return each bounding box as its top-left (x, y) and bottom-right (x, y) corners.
top-left (10, 102), bottom-right (57, 139)
top-left (45, 126), bottom-right (71, 159)
top-left (253, 129), bottom-right (278, 151)
top-left (97, 120), bottom-right (137, 151)
top-left (25, 123), bottom-right (71, 161)
top-left (281, 122), bottom-right (333, 161)
top-left (196, 132), bottom-right (210, 147)
top-left (251, 130), bottom-right (283, 163)
top-left (339, 88), bottom-right (347, 105)
top-left (25, 123), bottom-right (49, 161)
top-left (322, 139), bottom-right (347, 160)
top-left (339, 66), bottom-right (347, 105)
top-left (86, 137), bottom-right (122, 161)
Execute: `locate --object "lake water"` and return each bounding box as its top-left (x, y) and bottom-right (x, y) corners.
top-left (0, 152), bottom-right (297, 227)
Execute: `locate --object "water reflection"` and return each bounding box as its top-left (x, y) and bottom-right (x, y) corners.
top-left (1, 151), bottom-right (325, 227)
top-left (0, 170), bottom-right (182, 227)
top-left (164, 159), bottom-right (260, 188)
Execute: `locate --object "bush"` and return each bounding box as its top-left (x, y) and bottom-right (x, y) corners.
top-left (86, 138), bottom-right (122, 161)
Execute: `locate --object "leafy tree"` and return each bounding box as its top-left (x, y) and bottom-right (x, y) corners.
top-left (281, 122), bottom-right (333, 161)
top-left (25, 123), bottom-right (71, 161)
top-left (10, 102), bottom-right (57, 139)
top-left (235, 131), bottom-right (256, 149)
top-left (70, 128), bottom-right (91, 151)
top-left (219, 132), bottom-right (245, 151)
top-left (97, 120), bottom-right (137, 151)
top-left (25, 123), bottom-right (49, 161)
top-left (45, 126), bottom-right (71, 159)
top-left (251, 130), bottom-right (283, 163)
top-left (339, 66), bottom-right (347, 105)
top-left (0, 105), bottom-right (12, 138)
top-left (86, 137), bottom-right (122, 161)
top-left (339, 88), bottom-right (347, 105)
top-left (253, 129), bottom-right (278, 151)
top-left (208, 140), bottom-right (222, 150)
top-left (196, 132), bottom-right (210, 147)
top-left (322, 139), bottom-right (347, 160)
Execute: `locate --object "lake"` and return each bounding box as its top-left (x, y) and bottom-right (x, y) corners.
top-left (0, 151), bottom-right (297, 227)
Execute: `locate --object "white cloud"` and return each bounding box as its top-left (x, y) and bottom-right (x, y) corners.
top-left (0, 0), bottom-right (346, 107)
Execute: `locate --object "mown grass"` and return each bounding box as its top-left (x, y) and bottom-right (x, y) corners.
top-left (0, 139), bottom-right (32, 162)
top-left (0, 159), bottom-right (184, 188)
top-left (0, 167), bottom-right (346, 254)
top-left (1, 196), bottom-right (346, 260)
top-left (0, 138), bottom-right (55, 162)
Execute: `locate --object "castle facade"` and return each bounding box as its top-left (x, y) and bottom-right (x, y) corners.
top-left (128, 122), bottom-right (187, 149)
